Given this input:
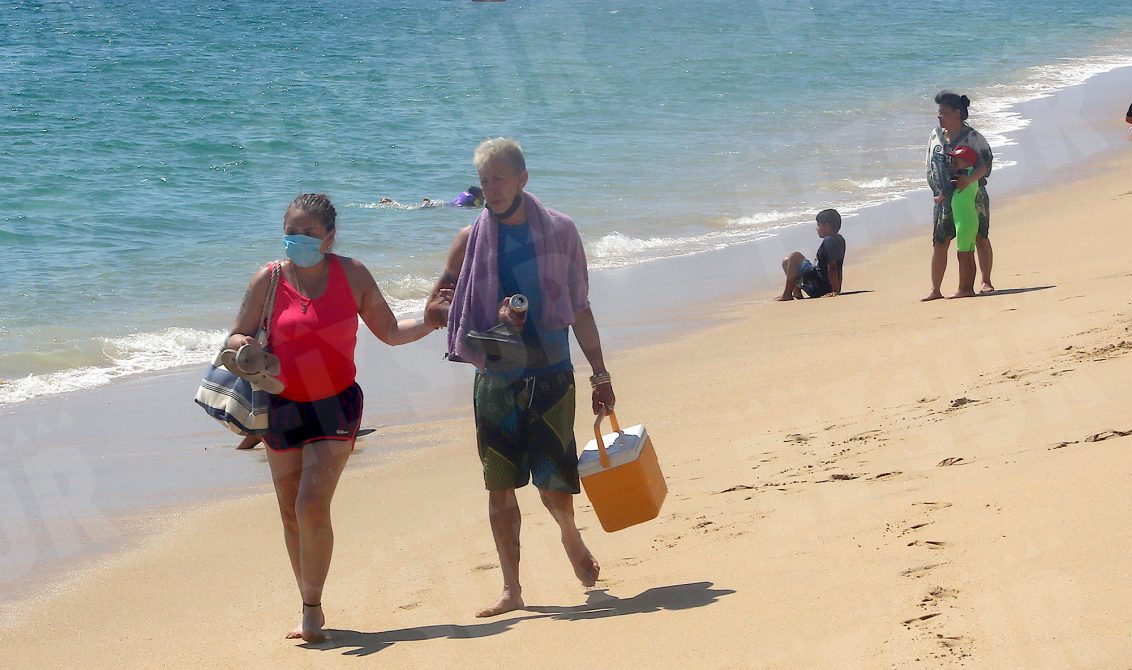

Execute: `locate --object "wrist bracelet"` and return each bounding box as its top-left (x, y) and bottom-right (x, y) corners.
top-left (589, 371), bottom-right (612, 388)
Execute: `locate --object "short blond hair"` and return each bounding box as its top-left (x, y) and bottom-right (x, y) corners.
top-left (474, 137), bottom-right (526, 175)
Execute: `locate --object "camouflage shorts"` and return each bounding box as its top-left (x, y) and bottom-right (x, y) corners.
top-left (472, 370), bottom-right (579, 494)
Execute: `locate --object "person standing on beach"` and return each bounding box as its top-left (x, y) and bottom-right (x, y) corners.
top-left (923, 91), bottom-right (995, 301)
top-left (425, 138), bottom-right (613, 618)
top-left (944, 145), bottom-right (981, 298)
top-left (227, 194), bottom-right (440, 642)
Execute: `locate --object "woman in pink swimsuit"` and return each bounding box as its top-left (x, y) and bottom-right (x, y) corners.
top-left (226, 194), bottom-right (446, 643)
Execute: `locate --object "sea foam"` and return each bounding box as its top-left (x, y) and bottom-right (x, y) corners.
top-left (0, 328), bottom-right (226, 405)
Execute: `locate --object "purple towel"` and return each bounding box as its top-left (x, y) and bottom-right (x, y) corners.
top-left (447, 191), bottom-right (590, 368)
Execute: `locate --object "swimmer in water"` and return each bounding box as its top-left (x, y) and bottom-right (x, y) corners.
top-left (450, 186), bottom-right (485, 208)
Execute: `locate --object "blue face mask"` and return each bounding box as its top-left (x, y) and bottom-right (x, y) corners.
top-left (283, 234), bottom-right (325, 268)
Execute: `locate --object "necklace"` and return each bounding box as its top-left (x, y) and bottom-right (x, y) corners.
top-left (289, 263), bottom-right (327, 314)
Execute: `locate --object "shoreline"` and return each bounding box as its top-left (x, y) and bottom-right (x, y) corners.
top-left (4, 63), bottom-right (1132, 610)
top-left (4, 54), bottom-right (1132, 403)
top-left (3, 125), bottom-right (1131, 665)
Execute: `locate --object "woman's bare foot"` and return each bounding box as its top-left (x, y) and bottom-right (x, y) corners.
top-left (949, 289), bottom-right (976, 299)
top-left (921, 290), bottom-right (944, 302)
top-left (476, 586), bottom-right (524, 618)
top-left (564, 536), bottom-right (600, 587)
top-left (286, 603), bottom-right (327, 642)
top-left (979, 282), bottom-right (995, 294)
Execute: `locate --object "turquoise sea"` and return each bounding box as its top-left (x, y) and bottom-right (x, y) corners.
top-left (3, 0), bottom-right (1132, 404)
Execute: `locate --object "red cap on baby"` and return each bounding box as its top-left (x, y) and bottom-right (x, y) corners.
top-left (949, 145), bottom-right (979, 166)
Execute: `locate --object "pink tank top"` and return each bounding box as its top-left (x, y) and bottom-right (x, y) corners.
top-left (269, 254), bottom-right (359, 402)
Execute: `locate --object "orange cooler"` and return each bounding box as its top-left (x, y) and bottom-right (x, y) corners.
top-left (578, 410), bottom-right (667, 532)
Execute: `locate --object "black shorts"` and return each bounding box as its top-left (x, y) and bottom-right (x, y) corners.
top-left (796, 261), bottom-right (831, 298)
top-left (263, 382), bottom-right (363, 451)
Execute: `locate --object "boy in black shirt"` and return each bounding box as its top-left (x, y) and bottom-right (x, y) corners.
top-left (776, 209), bottom-right (846, 301)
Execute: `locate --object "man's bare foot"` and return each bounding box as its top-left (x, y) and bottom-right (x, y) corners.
top-left (949, 289), bottom-right (976, 299)
top-left (564, 536), bottom-right (600, 587)
top-left (774, 295), bottom-right (794, 302)
top-left (921, 290), bottom-right (944, 302)
top-left (286, 603), bottom-right (327, 643)
top-left (476, 586), bottom-right (524, 618)
top-left (979, 282), bottom-right (995, 294)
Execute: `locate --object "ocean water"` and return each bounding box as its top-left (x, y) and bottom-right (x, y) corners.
top-left (3, 0), bottom-right (1132, 404)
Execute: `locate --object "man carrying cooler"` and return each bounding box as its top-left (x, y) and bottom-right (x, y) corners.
top-left (426, 137), bottom-right (615, 617)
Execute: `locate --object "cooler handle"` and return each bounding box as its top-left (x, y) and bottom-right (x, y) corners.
top-left (592, 407), bottom-right (622, 470)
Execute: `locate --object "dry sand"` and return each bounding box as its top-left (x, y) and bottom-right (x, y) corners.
top-left (3, 148), bottom-right (1131, 668)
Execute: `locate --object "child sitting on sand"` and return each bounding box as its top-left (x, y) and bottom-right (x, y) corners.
top-left (940, 145), bottom-right (980, 298)
top-left (776, 209), bottom-right (845, 301)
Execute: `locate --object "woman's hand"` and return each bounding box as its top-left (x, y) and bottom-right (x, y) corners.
top-left (225, 333), bottom-right (257, 352)
top-left (425, 288), bottom-right (454, 329)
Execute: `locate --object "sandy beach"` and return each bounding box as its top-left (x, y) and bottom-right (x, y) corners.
top-left (4, 115), bottom-right (1131, 668)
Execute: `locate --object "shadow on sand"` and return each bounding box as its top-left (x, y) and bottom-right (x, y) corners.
top-left (302, 581), bottom-right (735, 657)
top-left (977, 285), bottom-right (1055, 297)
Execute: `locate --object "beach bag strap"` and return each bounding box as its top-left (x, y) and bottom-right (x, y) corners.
top-left (256, 261), bottom-right (281, 347)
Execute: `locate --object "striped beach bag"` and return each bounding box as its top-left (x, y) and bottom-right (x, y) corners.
top-left (194, 262), bottom-right (280, 435)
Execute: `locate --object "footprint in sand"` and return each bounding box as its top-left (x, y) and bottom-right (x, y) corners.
top-left (719, 483), bottom-right (756, 494)
top-left (919, 586), bottom-right (959, 608)
top-left (902, 611), bottom-right (942, 625)
top-left (936, 457), bottom-right (967, 467)
top-left (846, 430), bottom-right (887, 446)
top-left (899, 521), bottom-right (933, 537)
top-left (901, 562), bottom-right (948, 578)
top-left (907, 540), bottom-right (947, 549)
top-left (1050, 428), bottom-right (1131, 450)
top-left (1085, 429), bottom-right (1132, 442)
top-left (869, 471), bottom-right (903, 480)
top-left (947, 397), bottom-right (976, 409)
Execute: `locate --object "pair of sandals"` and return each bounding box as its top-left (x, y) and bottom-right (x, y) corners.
top-left (220, 344), bottom-right (284, 394)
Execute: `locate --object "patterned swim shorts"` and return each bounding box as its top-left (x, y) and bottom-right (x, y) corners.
top-left (933, 184), bottom-right (990, 245)
top-left (473, 370), bottom-right (579, 494)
